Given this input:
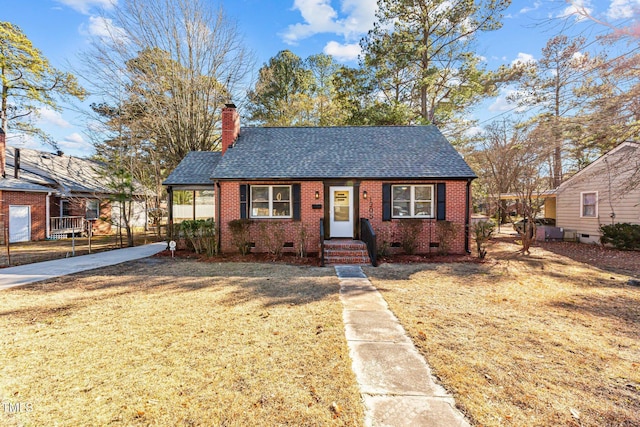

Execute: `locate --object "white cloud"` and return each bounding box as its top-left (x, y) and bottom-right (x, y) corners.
top-left (520, 1), bottom-right (542, 14)
top-left (80, 15), bottom-right (124, 39)
top-left (59, 132), bottom-right (94, 155)
top-left (488, 87), bottom-right (522, 113)
top-left (323, 41), bottom-right (361, 61)
top-left (37, 108), bottom-right (71, 128)
top-left (55, 0), bottom-right (116, 15)
top-left (606, 0), bottom-right (640, 19)
top-left (511, 52), bottom-right (536, 66)
top-left (282, 0), bottom-right (377, 44)
top-left (557, 0), bottom-right (593, 20)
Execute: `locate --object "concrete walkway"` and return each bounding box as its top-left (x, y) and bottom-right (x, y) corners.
top-left (0, 242), bottom-right (167, 290)
top-left (335, 265), bottom-right (470, 427)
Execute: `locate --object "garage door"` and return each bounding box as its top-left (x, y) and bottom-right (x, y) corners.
top-left (9, 205), bottom-right (31, 243)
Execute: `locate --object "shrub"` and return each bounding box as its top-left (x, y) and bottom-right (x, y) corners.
top-left (180, 219), bottom-right (217, 256)
top-left (436, 220), bottom-right (458, 255)
top-left (398, 219), bottom-right (423, 255)
top-left (600, 223), bottom-right (640, 250)
top-left (228, 219), bottom-right (253, 255)
top-left (473, 220), bottom-right (495, 259)
top-left (296, 223), bottom-right (308, 258)
top-left (375, 224), bottom-right (392, 257)
top-left (258, 222), bottom-right (286, 257)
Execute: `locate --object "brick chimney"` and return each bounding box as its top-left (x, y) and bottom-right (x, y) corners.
top-left (221, 103), bottom-right (240, 155)
top-left (0, 127), bottom-right (5, 178)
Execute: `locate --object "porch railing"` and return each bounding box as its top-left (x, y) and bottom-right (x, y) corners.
top-left (360, 218), bottom-right (377, 267)
top-left (50, 216), bottom-right (86, 235)
top-left (319, 218), bottom-right (325, 267)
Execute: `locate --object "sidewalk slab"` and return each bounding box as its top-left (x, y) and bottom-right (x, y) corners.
top-left (344, 310), bottom-right (411, 343)
top-left (363, 395), bottom-right (469, 427)
top-left (349, 341), bottom-right (448, 396)
top-left (0, 242), bottom-right (166, 290)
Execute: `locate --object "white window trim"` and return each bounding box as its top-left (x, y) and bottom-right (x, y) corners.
top-left (250, 185), bottom-right (292, 219)
top-left (391, 184), bottom-right (435, 218)
top-left (580, 191), bottom-right (598, 218)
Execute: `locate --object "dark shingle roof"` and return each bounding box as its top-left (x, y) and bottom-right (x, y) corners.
top-left (163, 151), bottom-right (222, 185)
top-left (212, 126), bottom-right (476, 180)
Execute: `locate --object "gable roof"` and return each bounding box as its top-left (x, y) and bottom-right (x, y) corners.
top-left (5, 147), bottom-right (148, 197)
top-left (557, 141), bottom-right (640, 192)
top-left (163, 151), bottom-right (222, 185)
top-left (213, 126), bottom-right (476, 180)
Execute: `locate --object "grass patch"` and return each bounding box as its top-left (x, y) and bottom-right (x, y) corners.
top-left (365, 240), bottom-right (640, 426)
top-left (0, 261), bottom-right (364, 426)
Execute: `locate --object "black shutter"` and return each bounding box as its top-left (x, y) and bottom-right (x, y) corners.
top-left (292, 184), bottom-right (301, 221)
top-left (240, 184), bottom-right (248, 219)
top-left (437, 183), bottom-right (446, 221)
top-left (382, 183), bottom-right (391, 221)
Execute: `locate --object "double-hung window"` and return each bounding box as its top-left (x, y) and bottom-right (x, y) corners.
top-left (86, 199), bottom-right (100, 219)
top-left (581, 191), bottom-right (597, 218)
top-left (250, 185), bottom-right (292, 218)
top-left (392, 185), bottom-right (434, 218)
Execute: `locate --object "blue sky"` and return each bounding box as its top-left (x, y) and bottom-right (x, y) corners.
top-left (2, 0), bottom-right (637, 156)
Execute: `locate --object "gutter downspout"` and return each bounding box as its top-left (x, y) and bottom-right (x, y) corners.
top-left (465, 179), bottom-right (473, 255)
top-left (215, 181), bottom-right (221, 253)
top-left (46, 192), bottom-right (52, 239)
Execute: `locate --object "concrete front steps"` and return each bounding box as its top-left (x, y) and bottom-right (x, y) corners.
top-left (324, 239), bottom-right (372, 265)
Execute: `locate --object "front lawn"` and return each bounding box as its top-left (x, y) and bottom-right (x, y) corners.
top-left (365, 240), bottom-right (640, 426)
top-left (0, 260), bottom-right (364, 426)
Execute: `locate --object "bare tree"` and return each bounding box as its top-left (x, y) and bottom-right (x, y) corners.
top-left (79, 0), bottom-right (254, 172)
top-left (474, 120), bottom-right (551, 254)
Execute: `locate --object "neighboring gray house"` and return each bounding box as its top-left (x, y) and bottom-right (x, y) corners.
top-left (556, 141), bottom-right (640, 244)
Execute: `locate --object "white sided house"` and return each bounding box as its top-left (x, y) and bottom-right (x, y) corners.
top-left (556, 141), bottom-right (640, 244)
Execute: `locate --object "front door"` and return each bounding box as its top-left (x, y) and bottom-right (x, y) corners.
top-left (329, 186), bottom-right (353, 238)
top-left (9, 205), bottom-right (31, 243)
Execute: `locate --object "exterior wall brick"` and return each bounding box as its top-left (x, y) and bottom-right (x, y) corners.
top-left (0, 191), bottom-right (48, 241)
top-left (218, 181), bottom-right (324, 254)
top-left (219, 179), bottom-right (472, 256)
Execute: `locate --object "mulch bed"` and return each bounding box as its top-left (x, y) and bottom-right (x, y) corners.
top-left (154, 249), bottom-right (322, 266)
top-left (155, 237), bottom-right (640, 277)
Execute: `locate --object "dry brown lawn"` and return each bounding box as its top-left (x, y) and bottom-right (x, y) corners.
top-left (0, 260), bottom-right (364, 426)
top-left (365, 240), bottom-right (640, 427)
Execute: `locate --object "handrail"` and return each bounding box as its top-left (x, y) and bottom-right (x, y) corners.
top-left (360, 218), bottom-right (377, 266)
top-left (319, 218), bottom-right (325, 267)
top-left (50, 216), bottom-right (86, 233)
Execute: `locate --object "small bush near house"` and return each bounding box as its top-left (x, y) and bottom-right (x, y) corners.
top-left (473, 220), bottom-right (495, 259)
top-left (228, 219), bottom-right (253, 255)
top-left (435, 220), bottom-right (458, 255)
top-left (296, 223), bottom-right (308, 257)
top-left (600, 223), bottom-right (640, 250)
top-left (180, 219), bottom-right (217, 256)
top-left (376, 224), bottom-right (392, 257)
top-left (398, 219), bottom-right (423, 255)
top-left (258, 222), bottom-right (286, 257)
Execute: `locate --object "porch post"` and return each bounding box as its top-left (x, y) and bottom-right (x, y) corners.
top-left (46, 192), bottom-right (51, 239)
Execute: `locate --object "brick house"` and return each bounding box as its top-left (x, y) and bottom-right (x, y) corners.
top-left (0, 128), bottom-right (148, 242)
top-left (164, 105), bottom-right (477, 264)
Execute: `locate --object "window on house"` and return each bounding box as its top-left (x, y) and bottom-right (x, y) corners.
top-left (61, 200), bottom-right (71, 217)
top-left (250, 185), bottom-right (291, 218)
top-left (86, 200), bottom-right (100, 219)
top-left (392, 185), bottom-right (434, 218)
top-left (581, 192), bottom-right (597, 218)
